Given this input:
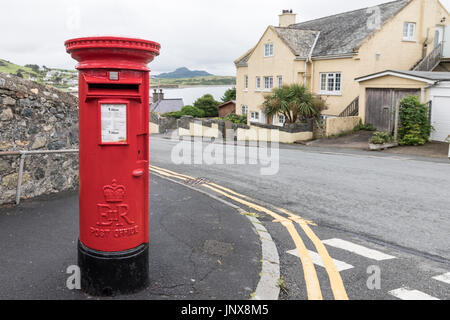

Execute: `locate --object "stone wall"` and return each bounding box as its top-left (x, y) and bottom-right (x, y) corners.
top-left (174, 116), bottom-right (314, 143)
top-left (150, 112), bottom-right (178, 134)
top-left (0, 72), bottom-right (79, 205)
top-left (239, 121), bottom-right (314, 143)
top-left (177, 116), bottom-right (226, 139)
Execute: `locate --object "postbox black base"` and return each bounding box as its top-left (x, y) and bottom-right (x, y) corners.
top-left (78, 241), bottom-right (149, 297)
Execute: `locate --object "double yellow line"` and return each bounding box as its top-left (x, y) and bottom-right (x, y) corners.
top-left (149, 165), bottom-right (348, 300)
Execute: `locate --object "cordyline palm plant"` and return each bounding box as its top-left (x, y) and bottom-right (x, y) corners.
top-left (263, 84), bottom-right (326, 124)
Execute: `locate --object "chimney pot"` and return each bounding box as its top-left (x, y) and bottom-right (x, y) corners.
top-left (279, 10), bottom-right (296, 27)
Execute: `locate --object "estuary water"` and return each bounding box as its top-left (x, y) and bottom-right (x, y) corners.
top-left (159, 85), bottom-right (234, 106)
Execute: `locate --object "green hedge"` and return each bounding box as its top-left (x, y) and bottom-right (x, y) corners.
top-left (398, 96), bottom-right (432, 146)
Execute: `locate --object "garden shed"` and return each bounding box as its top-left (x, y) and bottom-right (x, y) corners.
top-left (355, 70), bottom-right (450, 142)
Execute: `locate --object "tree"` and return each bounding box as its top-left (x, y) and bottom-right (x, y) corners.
top-left (193, 94), bottom-right (220, 117)
top-left (221, 87), bottom-right (236, 102)
top-left (25, 64), bottom-right (40, 73)
top-left (263, 84), bottom-right (326, 124)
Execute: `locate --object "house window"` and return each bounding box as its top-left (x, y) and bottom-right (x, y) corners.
top-left (264, 76), bottom-right (274, 90)
top-left (256, 77), bottom-right (261, 90)
top-left (319, 72), bottom-right (342, 95)
top-left (244, 75), bottom-right (248, 90)
top-left (273, 114), bottom-right (286, 126)
top-left (403, 22), bottom-right (416, 41)
top-left (250, 111), bottom-right (260, 122)
top-left (264, 43), bottom-right (274, 57)
top-left (241, 105), bottom-right (248, 115)
top-left (277, 76), bottom-right (283, 88)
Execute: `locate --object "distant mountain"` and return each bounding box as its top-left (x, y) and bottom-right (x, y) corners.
top-left (155, 67), bottom-right (213, 79)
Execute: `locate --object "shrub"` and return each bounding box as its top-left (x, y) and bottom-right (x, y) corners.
top-left (224, 113), bottom-right (247, 124)
top-left (370, 132), bottom-right (394, 145)
top-left (398, 96), bottom-right (432, 146)
top-left (162, 105), bottom-right (205, 119)
top-left (179, 105), bottom-right (205, 118)
top-left (263, 84), bottom-right (327, 123)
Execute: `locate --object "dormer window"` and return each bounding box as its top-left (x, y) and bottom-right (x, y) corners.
top-left (403, 22), bottom-right (416, 41)
top-left (264, 43), bottom-right (274, 57)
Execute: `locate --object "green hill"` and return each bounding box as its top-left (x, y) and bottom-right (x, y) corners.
top-left (0, 59), bottom-right (78, 90)
top-left (0, 59), bottom-right (41, 80)
top-left (155, 67), bottom-right (212, 79)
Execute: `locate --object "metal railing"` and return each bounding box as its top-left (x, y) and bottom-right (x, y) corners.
top-left (413, 43), bottom-right (443, 71)
top-left (0, 149), bottom-right (79, 205)
top-left (339, 96), bottom-right (359, 117)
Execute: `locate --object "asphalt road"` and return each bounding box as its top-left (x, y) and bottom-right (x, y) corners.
top-left (149, 135), bottom-right (450, 300)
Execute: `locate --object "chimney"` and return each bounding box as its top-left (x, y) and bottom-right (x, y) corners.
top-left (153, 89), bottom-right (164, 103)
top-left (279, 9), bottom-right (296, 27)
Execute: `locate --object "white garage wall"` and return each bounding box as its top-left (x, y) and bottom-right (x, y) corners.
top-left (429, 82), bottom-right (450, 142)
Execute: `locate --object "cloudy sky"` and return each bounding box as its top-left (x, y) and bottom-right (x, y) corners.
top-left (1, 0), bottom-right (449, 76)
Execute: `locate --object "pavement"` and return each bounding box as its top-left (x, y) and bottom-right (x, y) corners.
top-left (308, 131), bottom-right (449, 159)
top-left (0, 174), bottom-right (263, 300)
top-left (307, 131), bottom-right (374, 150)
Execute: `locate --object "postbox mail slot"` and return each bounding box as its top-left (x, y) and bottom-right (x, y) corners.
top-left (88, 83), bottom-right (140, 96)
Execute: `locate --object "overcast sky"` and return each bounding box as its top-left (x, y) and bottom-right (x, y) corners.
top-left (1, 0), bottom-right (449, 76)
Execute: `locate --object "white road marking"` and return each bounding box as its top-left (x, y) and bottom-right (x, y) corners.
top-left (287, 249), bottom-right (354, 272)
top-left (389, 288), bottom-right (440, 300)
top-left (322, 238), bottom-right (396, 261)
top-left (433, 272), bottom-right (450, 285)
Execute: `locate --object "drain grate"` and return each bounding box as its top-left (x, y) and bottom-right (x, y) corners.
top-left (184, 177), bottom-right (210, 186)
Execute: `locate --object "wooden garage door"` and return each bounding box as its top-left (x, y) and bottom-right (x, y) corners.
top-left (366, 88), bottom-right (420, 132)
top-left (430, 96), bottom-right (450, 142)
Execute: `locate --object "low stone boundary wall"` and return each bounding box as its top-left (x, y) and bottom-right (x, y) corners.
top-left (150, 112), bottom-right (178, 134)
top-left (238, 121), bottom-right (313, 143)
top-left (169, 116), bottom-right (314, 143)
top-left (178, 116), bottom-right (225, 139)
top-left (325, 116), bottom-right (361, 137)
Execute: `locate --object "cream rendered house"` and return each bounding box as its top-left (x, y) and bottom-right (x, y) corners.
top-left (235, 0), bottom-right (450, 125)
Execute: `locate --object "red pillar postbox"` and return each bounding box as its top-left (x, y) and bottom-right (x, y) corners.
top-left (65, 37), bottom-right (160, 296)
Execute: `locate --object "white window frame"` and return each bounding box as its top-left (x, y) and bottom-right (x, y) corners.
top-left (319, 72), bottom-right (342, 95)
top-left (273, 114), bottom-right (286, 127)
top-left (244, 75), bottom-right (249, 91)
top-left (403, 22), bottom-right (416, 41)
top-left (256, 77), bottom-right (261, 91)
top-left (264, 76), bottom-right (274, 91)
top-left (250, 111), bottom-right (260, 122)
top-left (241, 105), bottom-right (248, 115)
top-left (264, 43), bottom-right (274, 57)
top-left (277, 76), bottom-right (283, 88)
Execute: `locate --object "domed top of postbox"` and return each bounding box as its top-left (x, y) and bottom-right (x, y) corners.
top-left (65, 36), bottom-right (160, 71)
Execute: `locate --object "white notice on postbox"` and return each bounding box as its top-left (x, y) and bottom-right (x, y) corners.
top-left (101, 104), bottom-right (127, 143)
